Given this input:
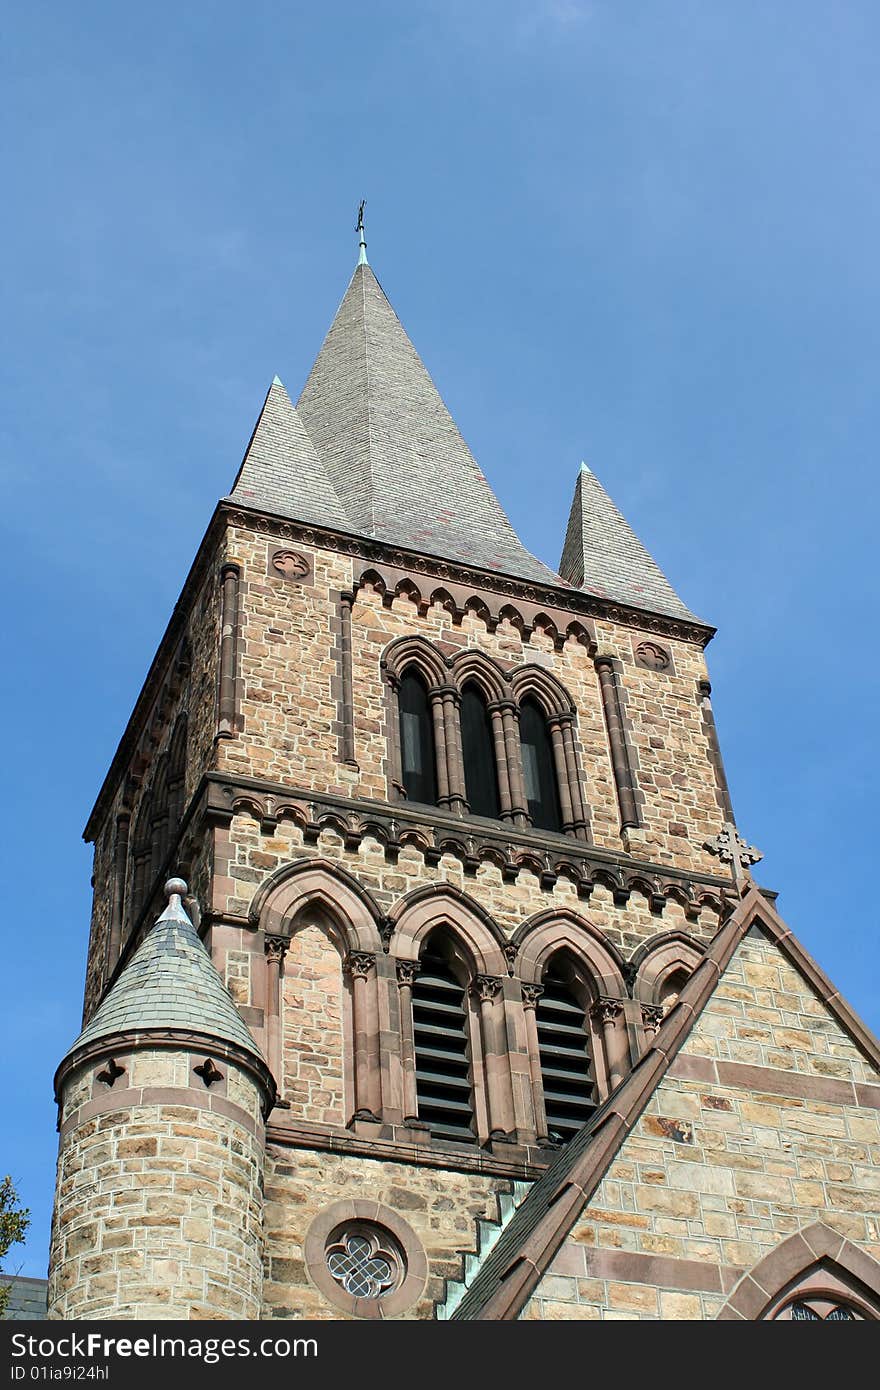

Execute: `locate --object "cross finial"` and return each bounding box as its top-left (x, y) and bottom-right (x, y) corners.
top-left (704, 822), bottom-right (763, 890)
top-left (356, 199), bottom-right (368, 265)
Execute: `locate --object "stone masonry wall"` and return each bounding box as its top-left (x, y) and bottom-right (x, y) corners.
top-left (49, 1048), bottom-right (265, 1320)
top-left (220, 522), bottom-right (725, 875)
top-left (262, 1146), bottom-right (509, 1319)
top-left (522, 928), bottom-right (880, 1320)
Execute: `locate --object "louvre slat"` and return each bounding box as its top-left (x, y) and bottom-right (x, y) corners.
top-left (413, 946), bottom-right (476, 1144)
top-left (538, 976), bottom-right (597, 1137)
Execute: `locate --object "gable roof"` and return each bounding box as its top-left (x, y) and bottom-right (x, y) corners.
top-left (559, 463), bottom-right (699, 622)
top-left (227, 376), bottom-right (350, 530)
top-left (451, 885), bottom-right (880, 1320)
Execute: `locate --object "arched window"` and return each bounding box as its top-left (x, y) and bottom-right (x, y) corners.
top-left (130, 791), bottom-right (154, 924)
top-left (536, 955), bottom-right (597, 1144)
top-left (519, 698), bottom-right (562, 833)
top-left (411, 935), bottom-right (475, 1143)
top-left (398, 671), bottom-right (437, 806)
top-left (460, 683), bottom-right (500, 819)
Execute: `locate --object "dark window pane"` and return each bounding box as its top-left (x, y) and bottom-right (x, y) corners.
top-left (412, 938), bottom-right (475, 1143)
top-left (460, 684), bottom-right (500, 819)
top-left (537, 964), bottom-right (597, 1144)
top-left (520, 699), bottom-right (562, 832)
top-left (398, 673), bottom-right (437, 805)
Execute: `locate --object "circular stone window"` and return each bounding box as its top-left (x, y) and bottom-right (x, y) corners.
top-left (326, 1222), bottom-right (403, 1300)
top-left (304, 1200), bottom-right (428, 1318)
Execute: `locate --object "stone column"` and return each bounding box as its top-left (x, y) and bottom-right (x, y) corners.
top-left (488, 703), bottom-right (514, 820)
top-left (548, 717), bottom-right (576, 831)
top-left (521, 984), bottom-right (548, 1143)
top-left (591, 997), bottom-right (628, 1090)
top-left (595, 656), bottom-right (639, 830)
top-left (471, 975), bottom-right (515, 1140)
top-left (338, 591), bottom-right (357, 766)
top-left (264, 935), bottom-right (288, 1090)
top-left (640, 1003), bottom-right (665, 1049)
top-left (500, 703), bottom-right (528, 826)
top-left (698, 679), bottom-right (734, 821)
top-left (440, 687), bottom-right (467, 814)
top-left (428, 692), bottom-right (452, 808)
top-left (345, 952), bottom-right (382, 1123)
top-left (218, 564), bottom-right (241, 738)
top-left (396, 961), bottom-right (421, 1122)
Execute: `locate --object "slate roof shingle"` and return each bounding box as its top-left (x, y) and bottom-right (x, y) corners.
top-left (559, 463), bottom-right (699, 623)
top-left (61, 891), bottom-right (264, 1068)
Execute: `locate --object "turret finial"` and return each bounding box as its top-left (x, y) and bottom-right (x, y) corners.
top-left (165, 877), bottom-right (188, 904)
top-left (356, 199), bottom-right (368, 265)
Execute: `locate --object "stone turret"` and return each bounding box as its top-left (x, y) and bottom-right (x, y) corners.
top-left (48, 880), bottom-right (275, 1320)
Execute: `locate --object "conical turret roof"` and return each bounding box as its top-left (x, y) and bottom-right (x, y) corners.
top-left (60, 882), bottom-right (265, 1069)
top-left (559, 464), bottom-right (699, 622)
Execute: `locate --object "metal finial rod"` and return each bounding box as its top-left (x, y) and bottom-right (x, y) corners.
top-left (356, 199), bottom-right (368, 265)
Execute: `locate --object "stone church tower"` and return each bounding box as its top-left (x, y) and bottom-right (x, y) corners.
top-left (48, 228), bottom-right (880, 1320)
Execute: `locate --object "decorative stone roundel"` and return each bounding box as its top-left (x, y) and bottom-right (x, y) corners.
top-left (634, 640), bottom-right (671, 672)
top-left (326, 1223), bottom-right (402, 1300)
top-left (304, 1200), bottom-right (428, 1319)
top-left (271, 549), bottom-right (311, 581)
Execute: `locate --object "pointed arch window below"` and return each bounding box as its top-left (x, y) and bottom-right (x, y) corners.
top-left (460, 683), bottom-right (500, 820)
top-left (520, 698), bottom-right (562, 833)
top-left (398, 671), bottom-right (438, 806)
top-left (536, 960), bottom-right (597, 1144)
top-left (411, 937), bottom-right (475, 1143)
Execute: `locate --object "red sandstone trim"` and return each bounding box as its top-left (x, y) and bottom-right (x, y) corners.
top-left (59, 1083), bottom-right (262, 1140)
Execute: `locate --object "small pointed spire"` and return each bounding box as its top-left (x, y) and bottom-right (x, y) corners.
top-left (356, 198), bottom-right (368, 265)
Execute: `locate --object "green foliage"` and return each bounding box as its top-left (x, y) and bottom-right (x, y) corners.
top-left (0, 1176), bottom-right (30, 1318)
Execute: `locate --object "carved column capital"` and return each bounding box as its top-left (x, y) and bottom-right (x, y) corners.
top-left (521, 984), bottom-right (544, 1010)
top-left (264, 935), bottom-right (288, 964)
top-left (396, 960), bottom-right (421, 987)
top-left (641, 1004), bottom-right (666, 1034)
top-left (590, 997), bottom-right (624, 1026)
top-left (344, 951), bottom-right (377, 980)
top-left (471, 974), bottom-right (503, 1003)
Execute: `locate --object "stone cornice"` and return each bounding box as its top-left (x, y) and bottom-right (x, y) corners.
top-left (221, 500), bottom-right (716, 648)
top-left (200, 772), bottom-right (730, 921)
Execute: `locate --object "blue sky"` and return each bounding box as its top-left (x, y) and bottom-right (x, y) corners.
top-left (2, 2), bottom-right (878, 1279)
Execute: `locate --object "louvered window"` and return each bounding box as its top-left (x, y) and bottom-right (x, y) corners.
top-left (536, 966), bottom-right (597, 1143)
top-left (520, 698), bottom-right (562, 833)
top-left (411, 940), bottom-right (475, 1143)
top-left (398, 671), bottom-right (437, 805)
top-left (460, 683), bottom-right (500, 819)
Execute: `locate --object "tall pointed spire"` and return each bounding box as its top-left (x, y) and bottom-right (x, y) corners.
top-left (559, 463), bottom-right (699, 621)
top-left (296, 262), bottom-right (557, 583)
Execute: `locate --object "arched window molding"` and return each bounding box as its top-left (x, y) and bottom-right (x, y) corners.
top-left (533, 950), bottom-right (600, 1145)
top-left (389, 891), bottom-right (515, 1145)
top-left (630, 932), bottom-right (703, 1046)
top-left (511, 667), bottom-right (588, 840)
top-left (513, 910), bottom-right (630, 1135)
top-left (382, 637), bottom-right (466, 814)
top-left (251, 862), bottom-right (385, 1126)
top-left (409, 931), bottom-right (480, 1145)
top-left (718, 1223), bottom-right (880, 1321)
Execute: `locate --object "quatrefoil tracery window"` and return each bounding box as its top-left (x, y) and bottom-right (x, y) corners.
top-left (325, 1223), bottom-right (403, 1301)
